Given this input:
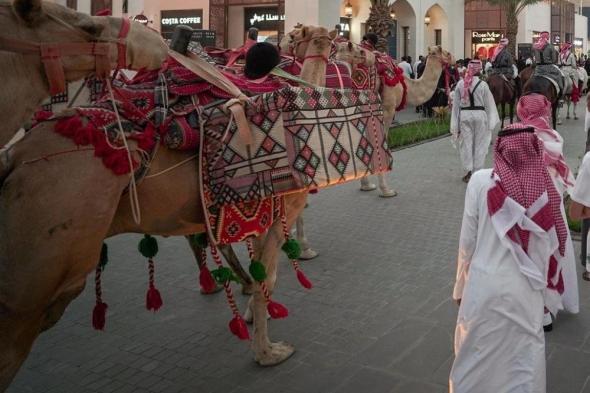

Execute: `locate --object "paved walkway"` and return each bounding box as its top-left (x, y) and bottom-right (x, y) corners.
top-left (8, 103), bottom-right (590, 393)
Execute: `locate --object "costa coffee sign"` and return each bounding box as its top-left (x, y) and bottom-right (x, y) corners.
top-left (472, 31), bottom-right (502, 44)
top-left (160, 9), bottom-right (203, 38)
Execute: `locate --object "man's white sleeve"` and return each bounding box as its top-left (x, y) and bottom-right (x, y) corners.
top-left (572, 152), bottom-right (590, 206)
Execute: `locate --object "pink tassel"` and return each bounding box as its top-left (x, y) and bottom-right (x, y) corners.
top-left (296, 270), bottom-right (313, 289)
top-left (92, 301), bottom-right (108, 330)
top-left (146, 286), bottom-right (163, 312)
top-left (229, 315), bottom-right (250, 340)
top-left (199, 266), bottom-right (217, 294)
top-left (267, 300), bottom-right (289, 319)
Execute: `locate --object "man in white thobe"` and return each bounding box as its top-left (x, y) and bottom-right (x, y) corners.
top-left (451, 127), bottom-right (569, 393)
top-left (450, 60), bottom-right (500, 182)
top-left (569, 152), bottom-right (590, 281)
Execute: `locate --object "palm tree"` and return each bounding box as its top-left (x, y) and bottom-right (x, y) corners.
top-left (366, 0), bottom-right (394, 52)
top-left (466, 0), bottom-right (544, 55)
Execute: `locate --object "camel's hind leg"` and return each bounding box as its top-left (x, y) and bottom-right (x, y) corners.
top-left (295, 214), bottom-right (318, 260)
top-left (0, 126), bottom-right (127, 390)
top-left (250, 193), bottom-right (307, 366)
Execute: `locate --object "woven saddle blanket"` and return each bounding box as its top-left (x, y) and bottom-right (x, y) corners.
top-left (200, 85), bottom-right (392, 244)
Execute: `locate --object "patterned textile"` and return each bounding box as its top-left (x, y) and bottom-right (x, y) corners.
top-left (199, 85), bottom-right (391, 244)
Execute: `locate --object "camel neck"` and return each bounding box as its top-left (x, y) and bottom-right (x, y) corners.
top-left (0, 54), bottom-right (48, 144)
top-left (405, 56), bottom-right (443, 106)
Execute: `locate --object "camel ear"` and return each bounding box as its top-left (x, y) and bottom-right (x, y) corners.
top-left (13, 0), bottom-right (43, 24)
top-left (328, 29), bottom-right (338, 40)
top-left (301, 26), bottom-right (309, 39)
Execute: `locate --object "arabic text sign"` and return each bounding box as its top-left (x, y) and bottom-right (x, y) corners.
top-left (244, 7), bottom-right (285, 31)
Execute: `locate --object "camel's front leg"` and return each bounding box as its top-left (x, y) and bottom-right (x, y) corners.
top-left (251, 193), bottom-right (306, 366)
top-left (377, 174), bottom-right (397, 198)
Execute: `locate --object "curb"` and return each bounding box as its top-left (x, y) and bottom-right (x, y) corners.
top-left (391, 131), bottom-right (451, 152)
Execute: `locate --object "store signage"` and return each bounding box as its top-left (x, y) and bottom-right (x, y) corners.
top-left (339, 17), bottom-right (351, 39)
top-left (244, 7), bottom-right (285, 31)
top-left (575, 37), bottom-right (584, 47)
top-left (471, 31), bottom-right (502, 44)
top-left (133, 14), bottom-right (149, 26)
top-left (160, 9), bottom-right (203, 37)
top-left (191, 30), bottom-right (217, 47)
top-left (532, 31), bottom-right (541, 43)
top-left (553, 34), bottom-right (561, 44)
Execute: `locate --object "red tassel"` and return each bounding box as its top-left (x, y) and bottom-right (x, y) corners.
top-left (309, 189), bottom-right (318, 194)
top-left (73, 124), bottom-right (94, 146)
top-left (55, 116), bottom-right (82, 138)
top-left (146, 286), bottom-right (163, 311)
top-left (267, 300), bottom-right (289, 319)
top-left (92, 301), bottom-right (108, 330)
top-left (296, 270), bottom-right (313, 289)
top-left (229, 315), bottom-right (250, 340)
top-left (199, 266), bottom-right (217, 294)
top-left (34, 110), bottom-right (53, 122)
top-left (146, 258), bottom-right (163, 312)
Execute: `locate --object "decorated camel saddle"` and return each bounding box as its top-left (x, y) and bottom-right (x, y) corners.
top-left (41, 44), bottom-right (391, 246)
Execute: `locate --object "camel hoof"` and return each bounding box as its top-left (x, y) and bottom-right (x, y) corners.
top-left (360, 183), bottom-right (377, 191)
top-left (575, 116), bottom-right (579, 120)
top-left (557, 120), bottom-right (562, 125)
top-left (200, 285), bottom-right (223, 295)
top-left (583, 271), bottom-right (590, 281)
top-left (255, 342), bottom-right (295, 366)
top-left (379, 189), bottom-right (398, 198)
top-left (241, 283), bottom-right (255, 296)
top-left (299, 248), bottom-right (319, 260)
top-left (566, 115), bottom-right (570, 119)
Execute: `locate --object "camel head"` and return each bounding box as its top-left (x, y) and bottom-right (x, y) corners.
top-left (426, 45), bottom-right (454, 66)
top-left (282, 25), bottom-right (337, 60)
top-left (5, 0), bottom-right (167, 81)
top-left (333, 41), bottom-right (376, 68)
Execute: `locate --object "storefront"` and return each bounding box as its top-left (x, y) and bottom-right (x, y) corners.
top-left (160, 9), bottom-right (204, 39)
top-left (575, 37), bottom-right (584, 57)
top-left (243, 6), bottom-right (285, 44)
top-left (470, 30), bottom-right (503, 60)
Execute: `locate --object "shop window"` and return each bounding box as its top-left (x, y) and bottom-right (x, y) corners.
top-left (435, 29), bottom-right (442, 46)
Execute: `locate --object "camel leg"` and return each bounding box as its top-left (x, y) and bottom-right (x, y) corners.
top-left (501, 103), bottom-right (505, 129)
top-left (251, 193), bottom-right (306, 366)
top-left (509, 101), bottom-right (514, 124)
top-left (359, 176), bottom-right (376, 191)
top-left (218, 245), bottom-right (255, 295)
top-left (296, 214), bottom-right (318, 260)
top-left (553, 101), bottom-right (559, 129)
top-left (377, 173), bottom-right (397, 198)
top-left (0, 127), bottom-right (128, 390)
top-left (186, 235), bottom-right (223, 295)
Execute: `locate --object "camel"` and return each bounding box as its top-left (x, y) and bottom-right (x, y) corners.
top-left (561, 68), bottom-right (588, 121)
top-left (0, 25), bottom-right (338, 390)
top-left (333, 41), bottom-right (453, 195)
top-left (0, 0), bottom-right (168, 145)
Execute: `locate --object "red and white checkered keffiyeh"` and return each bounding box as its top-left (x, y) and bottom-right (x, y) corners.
top-left (560, 42), bottom-right (572, 63)
top-left (533, 31), bottom-right (549, 51)
top-left (487, 129), bottom-right (566, 299)
top-left (517, 94), bottom-right (575, 192)
top-left (462, 60), bottom-right (482, 102)
top-left (491, 37), bottom-right (508, 62)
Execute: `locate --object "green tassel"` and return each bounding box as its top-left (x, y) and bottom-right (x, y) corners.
top-left (188, 233), bottom-right (208, 249)
top-left (211, 267), bottom-right (239, 285)
top-left (138, 234), bottom-right (158, 258)
top-left (249, 260), bottom-right (267, 282)
top-left (99, 243), bottom-right (108, 270)
top-left (281, 238), bottom-right (301, 260)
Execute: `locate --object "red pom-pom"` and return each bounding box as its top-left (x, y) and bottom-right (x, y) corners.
top-left (92, 132), bottom-right (111, 158)
top-left (146, 286), bottom-right (163, 312)
top-left (92, 301), bottom-right (108, 330)
top-left (55, 116), bottom-right (82, 138)
top-left (309, 189), bottom-right (319, 194)
top-left (229, 315), bottom-right (250, 340)
top-left (137, 124), bottom-right (157, 151)
top-left (199, 267), bottom-right (217, 293)
top-left (296, 270), bottom-right (313, 289)
top-left (267, 300), bottom-right (289, 319)
top-left (73, 124), bottom-right (94, 146)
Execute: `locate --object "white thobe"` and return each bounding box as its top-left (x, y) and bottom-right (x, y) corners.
top-left (572, 152), bottom-right (590, 273)
top-left (450, 77), bottom-right (500, 172)
top-left (451, 169), bottom-right (546, 393)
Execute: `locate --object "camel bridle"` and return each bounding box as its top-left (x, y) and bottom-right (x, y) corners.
top-left (288, 33), bottom-right (332, 63)
top-left (0, 7), bottom-right (131, 95)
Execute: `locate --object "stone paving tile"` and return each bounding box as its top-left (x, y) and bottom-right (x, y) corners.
top-left (7, 103), bottom-right (590, 393)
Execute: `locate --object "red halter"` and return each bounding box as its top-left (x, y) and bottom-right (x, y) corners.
top-left (0, 17), bottom-right (131, 95)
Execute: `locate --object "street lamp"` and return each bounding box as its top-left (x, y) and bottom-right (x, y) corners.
top-left (390, 8), bottom-right (396, 19)
top-left (344, 2), bottom-right (353, 18)
top-left (424, 15), bottom-right (431, 26)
